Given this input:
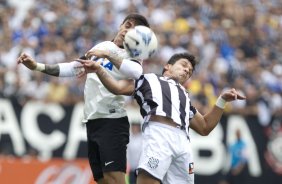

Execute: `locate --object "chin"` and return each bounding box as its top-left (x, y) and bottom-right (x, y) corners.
top-left (178, 77), bottom-right (187, 85)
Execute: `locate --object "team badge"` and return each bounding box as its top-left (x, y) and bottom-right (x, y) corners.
top-left (147, 157), bottom-right (159, 169)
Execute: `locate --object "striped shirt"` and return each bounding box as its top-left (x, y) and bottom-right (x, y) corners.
top-left (134, 73), bottom-right (195, 132)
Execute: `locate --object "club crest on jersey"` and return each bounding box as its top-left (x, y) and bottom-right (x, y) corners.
top-left (147, 157), bottom-right (159, 169)
top-left (188, 162), bottom-right (194, 174)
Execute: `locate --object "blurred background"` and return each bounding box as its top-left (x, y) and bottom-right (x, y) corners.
top-left (0, 0), bottom-right (281, 184)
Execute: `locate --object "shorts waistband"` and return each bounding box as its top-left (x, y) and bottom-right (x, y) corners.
top-left (143, 115), bottom-right (189, 141)
top-left (146, 115), bottom-right (185, 130)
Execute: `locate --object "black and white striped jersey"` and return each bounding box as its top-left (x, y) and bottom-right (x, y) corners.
top-left (134, 73), bottom-right (196, 130)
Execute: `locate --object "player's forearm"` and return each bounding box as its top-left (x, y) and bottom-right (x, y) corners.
top-left (96, 66), bottom-right (134, 95)
top-left (35, 63), bottom-right (60, 76)
top-left (191, 104), bottom-right (224, 136)
top-left (202, 106), bottom-right (224, 133)
top-left (191, 90), bottom-right (245, 135)
top-left (96, 67), bottom-right (124, 95)
top-left (107, 50), bottom-right (124, 68)
top-left (35, 61), bottom-right (80, 77)
top-left (43, 64), bottom-right (60, 76)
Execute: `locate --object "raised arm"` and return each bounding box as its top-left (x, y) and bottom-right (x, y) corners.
top-left (17, 53), bottom-right (85, 77)
top-left (85, 49), bottom-right (143, 79)
top-left (190, 88), bottom-right (246, 136)
top-left (77, 58), bottom-right (135, 96)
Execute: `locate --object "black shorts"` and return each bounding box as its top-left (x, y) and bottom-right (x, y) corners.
top-left (86, 117), bottom-right (130, 181)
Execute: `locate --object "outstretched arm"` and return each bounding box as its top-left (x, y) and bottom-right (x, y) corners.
top-left (190, 88), bottom-right (246, 136)
top-left (17, 53), bottom-right (60, 76)
top-left (17, 53), bottom-right (85, 77)
top-left (77, 58), bottom-right (135, 96)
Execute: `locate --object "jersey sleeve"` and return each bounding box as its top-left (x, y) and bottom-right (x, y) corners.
top-left (58, 61), bottom-right (85, 77)
top-left (119, 58), bottom-right (143, 79)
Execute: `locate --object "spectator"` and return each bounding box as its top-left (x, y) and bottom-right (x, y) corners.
top-left (226, 129), bottom-right (248, 184)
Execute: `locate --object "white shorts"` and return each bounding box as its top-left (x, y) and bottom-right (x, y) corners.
top-left (138, 121), bottom-right (194, 184)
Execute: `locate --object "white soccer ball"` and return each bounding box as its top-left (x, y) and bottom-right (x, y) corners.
top-left (123, 25), bottom-right (158, 60)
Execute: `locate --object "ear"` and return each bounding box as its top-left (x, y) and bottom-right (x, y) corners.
top-left (164, 64), bottom-right (171, 73)
top-left (164, 64), bottom-right (172, 72)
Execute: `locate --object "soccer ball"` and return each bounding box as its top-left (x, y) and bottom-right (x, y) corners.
top-left (123, 25), bottom-right (158, 60)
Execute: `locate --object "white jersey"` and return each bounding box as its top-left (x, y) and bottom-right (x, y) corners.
top-left (83, 41), bottom-right (131, 122)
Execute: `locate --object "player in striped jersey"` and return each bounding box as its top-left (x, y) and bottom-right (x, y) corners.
top-left (17, 13), bottom-right (149, 184)
top-left (78, 52), bottom-right (246, 184)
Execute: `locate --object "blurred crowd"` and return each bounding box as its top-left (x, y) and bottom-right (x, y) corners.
top-left (0, 0), bottom-right (282, 127)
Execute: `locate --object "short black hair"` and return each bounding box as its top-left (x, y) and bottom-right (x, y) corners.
top-left (162, 52), bottom-right (198, 74)
top-left (122, 13), bottom-right (150, 28)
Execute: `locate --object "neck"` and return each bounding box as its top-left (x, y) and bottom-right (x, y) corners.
top-left (163, 74), bottom-right (180, 83)
top-left (163, 72), bottom-right (171, 78)
top-left (113, 39), bottom-right (123, 48)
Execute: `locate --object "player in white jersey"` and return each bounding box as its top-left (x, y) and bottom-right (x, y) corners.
top-left (17, 13), bottom-right (150, 184)
top-left (77, 52), bottom-right (246, 184)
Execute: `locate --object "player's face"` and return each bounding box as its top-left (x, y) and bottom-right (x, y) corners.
top-left (167, 58), bottom-right (193, 84)
top-left (114, 20), bottom-right (136, 48)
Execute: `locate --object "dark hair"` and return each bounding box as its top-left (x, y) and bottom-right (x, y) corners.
top-left (162, 52), bottom-right (198, 74)
top-left (122, 13), bottom-right (150, 28)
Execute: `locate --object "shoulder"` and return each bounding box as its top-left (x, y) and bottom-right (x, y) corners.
top-left (91, 41), bottom-right (118, 50)
top-left (139, 73), bottom-right (159, 81)
top-left (143, 73), bottom-right (157, 78)
top-left (135, 73), bottom-right (160, 89)
top-left (125, 58), bottom-right (142, 65)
